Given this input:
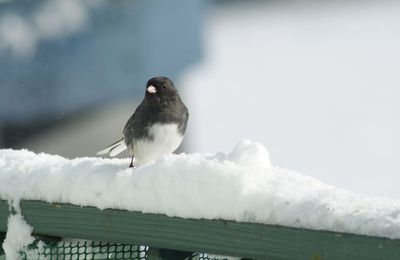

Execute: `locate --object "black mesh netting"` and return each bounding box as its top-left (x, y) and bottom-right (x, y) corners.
top-left (16, 239), bottom-right (232, 260)
top-left (20, 240), bottom-right (147, 260)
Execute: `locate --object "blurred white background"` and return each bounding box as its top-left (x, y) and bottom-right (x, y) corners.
top-left (182, 0), bottom-right (400, 199)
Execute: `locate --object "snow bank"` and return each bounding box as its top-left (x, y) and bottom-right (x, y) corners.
top-left (1, 140), bottom-right (400, 239)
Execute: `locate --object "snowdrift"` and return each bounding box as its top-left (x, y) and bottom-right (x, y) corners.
top-left (1, 140), bottom-right (399, 239)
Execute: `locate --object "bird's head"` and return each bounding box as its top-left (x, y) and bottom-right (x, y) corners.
top-left (145, 76), bottom-right (179, 105)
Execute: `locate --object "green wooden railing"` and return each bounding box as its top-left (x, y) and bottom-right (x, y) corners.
top-left (0, 199), bottom-right (399, 259)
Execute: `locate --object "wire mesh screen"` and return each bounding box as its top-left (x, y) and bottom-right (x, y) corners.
top-left (18, 239), bottom-right (233, 260)
top-left (20, 240), bottom-right (148, 260)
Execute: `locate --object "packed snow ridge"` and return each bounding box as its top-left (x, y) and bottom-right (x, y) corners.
top-left (1, 140), bottom-right (400, 239)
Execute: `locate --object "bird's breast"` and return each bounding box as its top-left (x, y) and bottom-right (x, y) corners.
top-left (130, 123), bottom-right (184, 165)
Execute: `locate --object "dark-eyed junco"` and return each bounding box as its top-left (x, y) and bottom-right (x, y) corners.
top-left (97, 76), bottom-right (189, 167)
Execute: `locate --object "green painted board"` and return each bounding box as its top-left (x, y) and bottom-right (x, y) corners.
top-left (0, 201), bottom-right (7, 230)
top-left (0, 199), bottom-right (399, 259)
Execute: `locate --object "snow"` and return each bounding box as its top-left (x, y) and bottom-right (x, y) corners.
top-left (1, 140), bottom-right (400, 241)
top-left (2, 214), bottom-right (38, 260)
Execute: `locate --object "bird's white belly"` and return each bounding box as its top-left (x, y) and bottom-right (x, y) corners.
top-left (131, 123), bottom-right (183, 165)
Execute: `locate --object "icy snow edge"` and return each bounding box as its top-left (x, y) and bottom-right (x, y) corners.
top-left (1, 140), bottom-right (400, 239)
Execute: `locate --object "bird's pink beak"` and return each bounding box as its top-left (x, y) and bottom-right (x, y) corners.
top-left (147, 85), bottom-right (156, 94)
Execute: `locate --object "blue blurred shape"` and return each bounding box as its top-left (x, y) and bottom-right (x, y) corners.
top-left (0, 0), bottom-right (205, 124)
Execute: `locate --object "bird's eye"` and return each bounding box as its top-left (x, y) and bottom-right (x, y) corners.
top-left (162, 85), bottom-right (167, 89)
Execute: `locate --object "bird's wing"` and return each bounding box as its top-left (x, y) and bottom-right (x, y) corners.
top-left (98, 102), bottom-right (145, 157)
top-left (123, 102), bottom-right (144, 132)
top-left (123, 102), bottom-right (146, 148)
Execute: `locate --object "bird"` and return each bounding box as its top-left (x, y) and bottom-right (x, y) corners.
top-left (97, 76), bottom-right (189, 168)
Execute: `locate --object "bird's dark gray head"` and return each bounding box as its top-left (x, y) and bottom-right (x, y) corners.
top-left (145, 77), bottom-right (179, 107)
top-left (145, 76), bottom-right (178, 98)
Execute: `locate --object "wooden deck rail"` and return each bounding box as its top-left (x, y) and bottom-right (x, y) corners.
top-left (0, 199), bottom-right (399, 259)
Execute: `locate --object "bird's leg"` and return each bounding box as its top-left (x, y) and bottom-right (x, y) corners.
top-left (129, 156), bottom-right (134, 168)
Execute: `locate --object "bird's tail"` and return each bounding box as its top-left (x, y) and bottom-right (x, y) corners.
top-left (96, 138), bottom-right (127, 157)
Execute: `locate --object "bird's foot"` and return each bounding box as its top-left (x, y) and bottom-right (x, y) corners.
top-left (128, 163), bottom-right (138, 169)
top-left (128, 156), bottom-right (136, 168)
